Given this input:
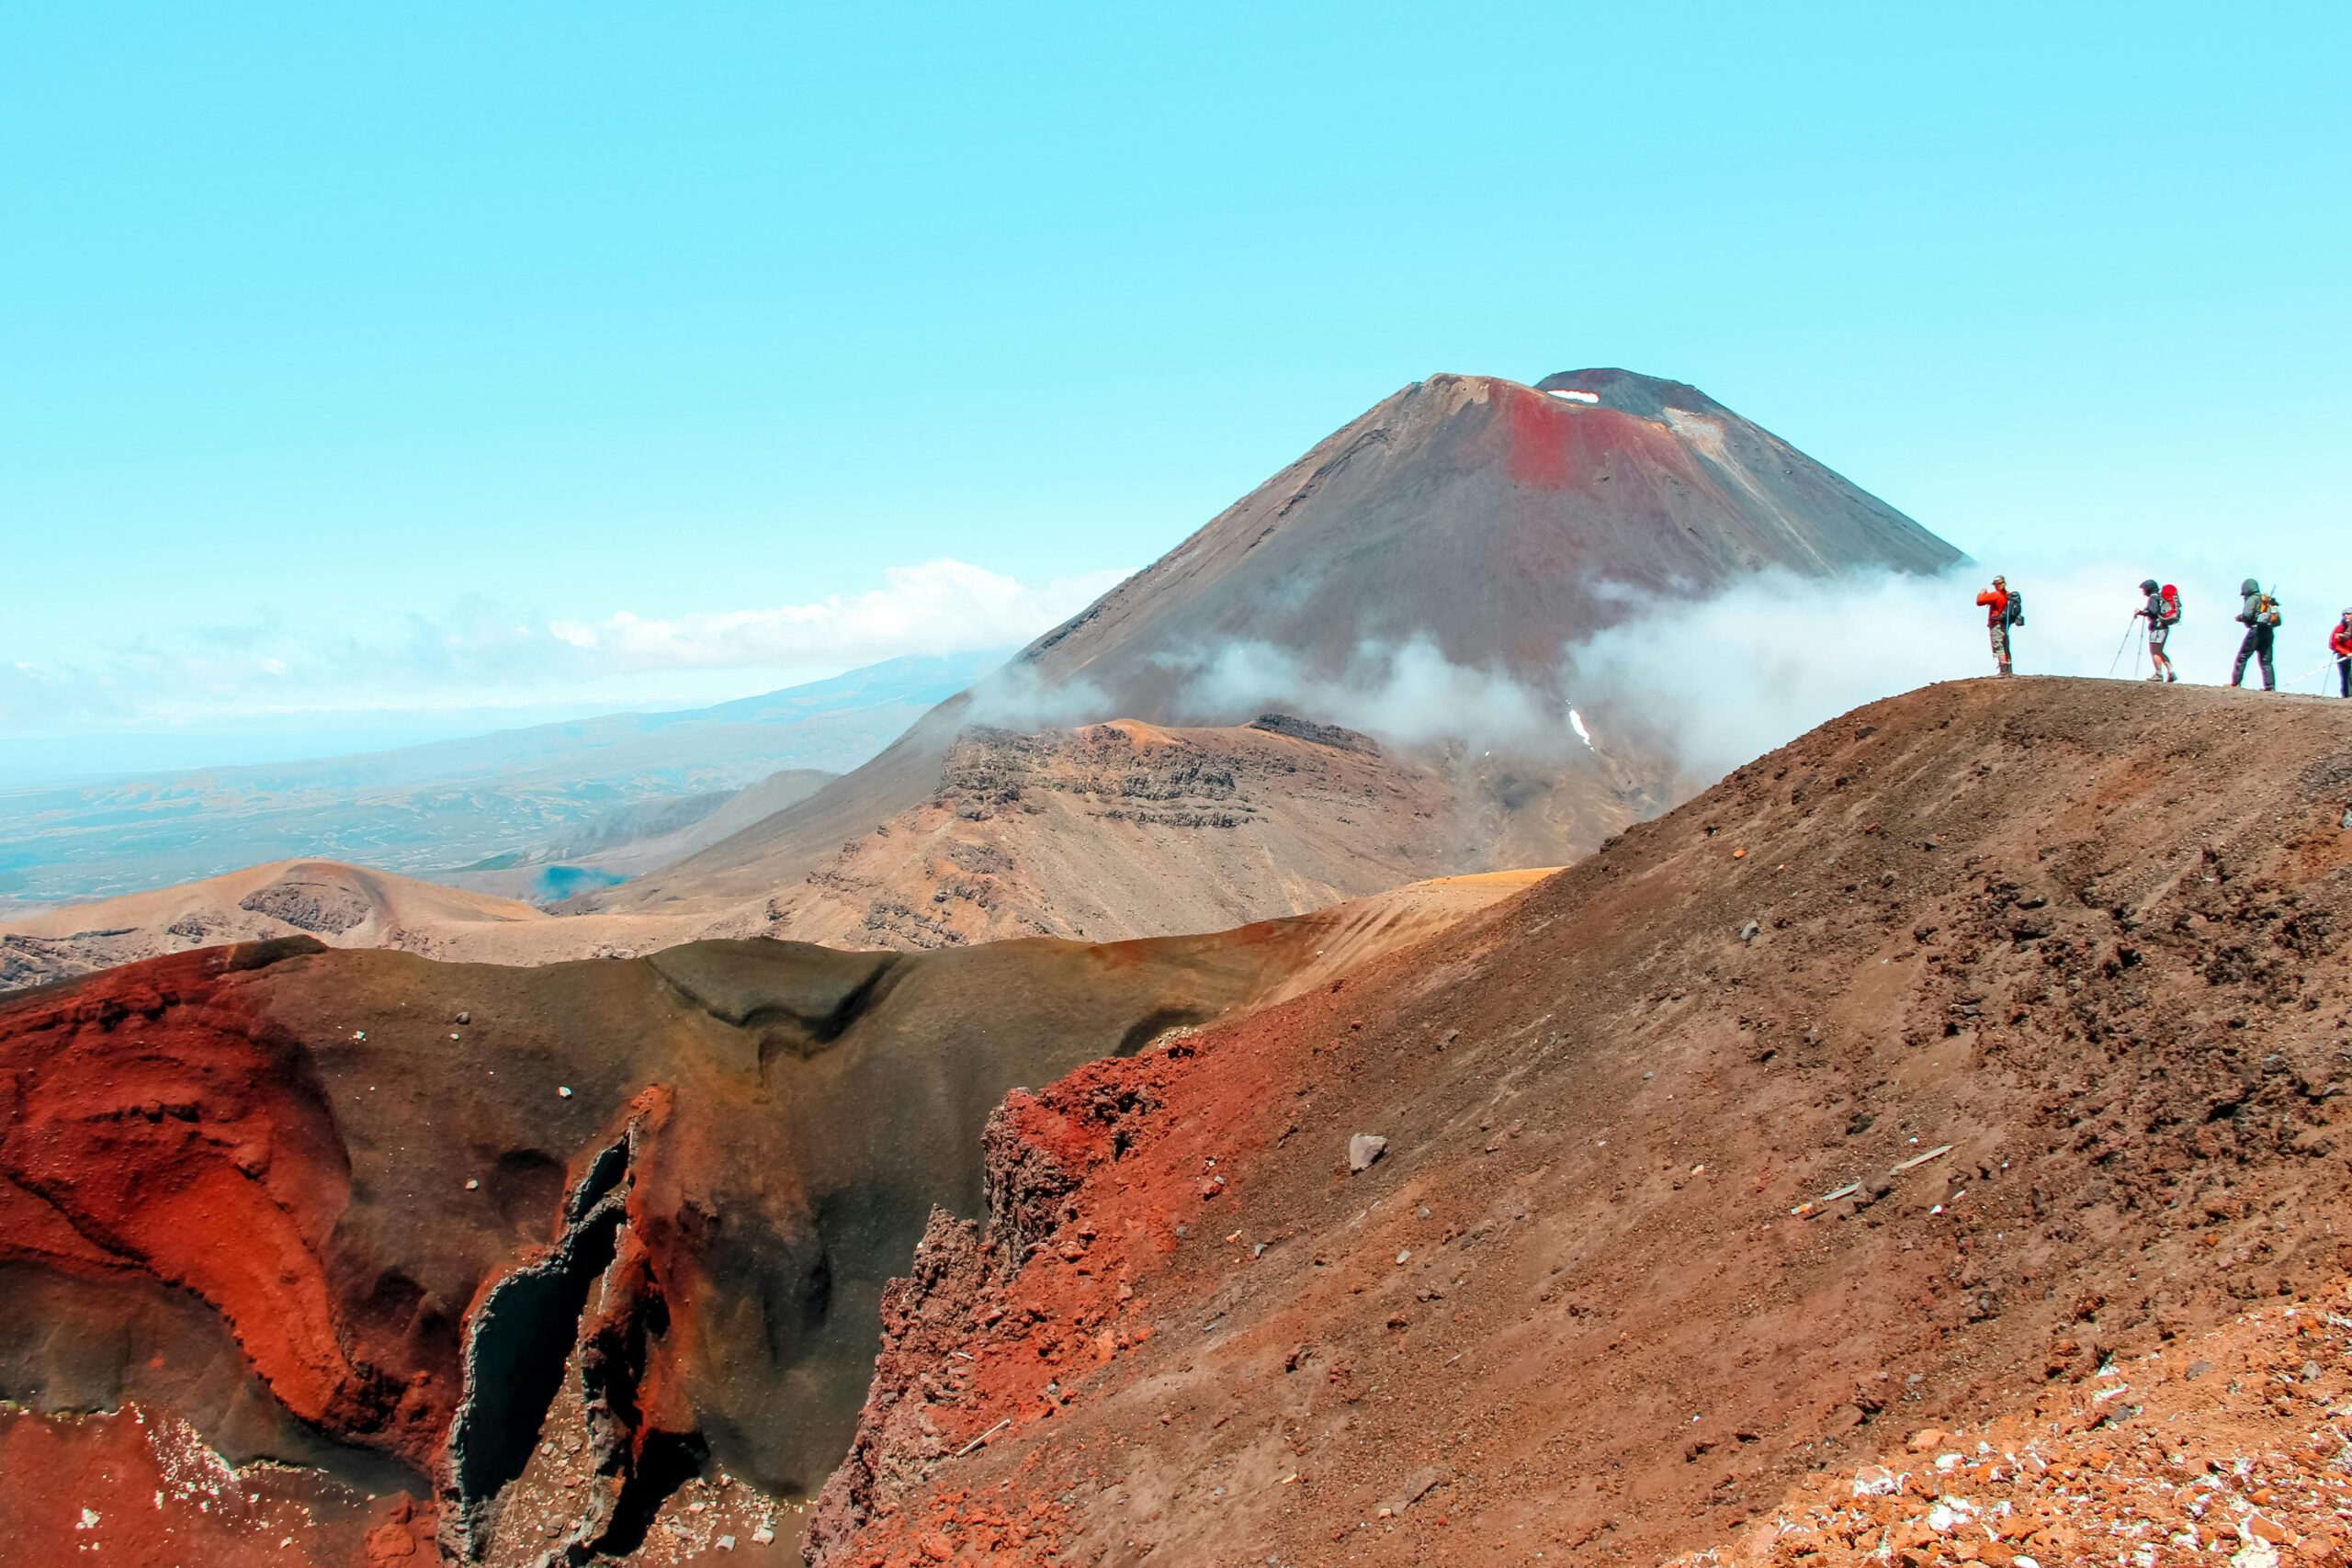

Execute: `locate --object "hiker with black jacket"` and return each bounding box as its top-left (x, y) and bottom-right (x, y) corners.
top-left (2230, 577), bottom-right (2281, 691)
top-left (2135, 578), bottom-right (2181, 683)
top-left (1974, 575), bottom-right (2018, 676)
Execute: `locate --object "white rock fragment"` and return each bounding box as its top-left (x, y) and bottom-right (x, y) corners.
top-left (558, 1086), bottom-right (574, 1099)
top-left (1851, 1464), bottom-right (1900, 1497)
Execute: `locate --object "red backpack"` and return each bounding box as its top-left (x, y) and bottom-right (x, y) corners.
top-left (2158, 584), bottom-right (2182, 626)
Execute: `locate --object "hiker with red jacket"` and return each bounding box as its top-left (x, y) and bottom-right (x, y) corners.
top-left (2134, 579), bottom-right (2181, 683)
top-left (1975, 575), bottom-right (2018, 676)
top-left (2230, 577), bottom-right (2281, 691)
top-left (2331, 609), bottom-right (2352, 697)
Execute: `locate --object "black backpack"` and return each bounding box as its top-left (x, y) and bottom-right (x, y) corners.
top-left (2005, 588), bottom-right (2026, 628)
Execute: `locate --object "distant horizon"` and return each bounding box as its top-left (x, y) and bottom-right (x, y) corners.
top-left (0, 646), bottom-right (1013, 789)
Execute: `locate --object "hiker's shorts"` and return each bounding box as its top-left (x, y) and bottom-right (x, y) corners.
top-left (1989, 621), bottom-right (2011, 667)
top-left (2149, 623), bottom-right (2171, 653)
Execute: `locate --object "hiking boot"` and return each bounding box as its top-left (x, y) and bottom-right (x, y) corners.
top-left (2144, 671), bottom-right (2165, 682)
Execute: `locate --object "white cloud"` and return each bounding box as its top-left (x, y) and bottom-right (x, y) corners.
top-left (1136, 553), bottom-right (2352, 793)
top-left (1167, 636), bottom-right (1564, 752)
top-left (963, 658), bottom-right (1118, 730)
top-left (1562, 554), bottom-right (2352, 785)
top-left (0, 558), bottom-right (1131, 745)
top-left (546, 559), bottom-right (1128, 671)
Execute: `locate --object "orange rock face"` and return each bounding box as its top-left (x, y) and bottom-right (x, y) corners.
top-left (0, 942), bottom-right (443, 1464)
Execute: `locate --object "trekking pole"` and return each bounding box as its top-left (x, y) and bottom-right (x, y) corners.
top-left (2108, 618), bottom-right (2137, 678)
top-left (2286, 659), bottom-right (2332, 692)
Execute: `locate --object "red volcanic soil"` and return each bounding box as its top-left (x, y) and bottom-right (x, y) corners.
top-left (808, 676), bottom-right (2352, 1565)
top-left (0, 943), bottom-right (440, 1461)
top-left (1498, 378), bottom-right (1683, 495)
top-left (0, 1404), bottom-right (418, 1566)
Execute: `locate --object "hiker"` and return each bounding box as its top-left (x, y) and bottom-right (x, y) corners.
top-left (2332, 609), bottom-right (2352, 697)
top-left (2230, 577), bottom-right (2281, 691)
top-left (1974, 575), bottom-right (2018, 675)
top-left (2134, 579), bottom-right (2181, 682)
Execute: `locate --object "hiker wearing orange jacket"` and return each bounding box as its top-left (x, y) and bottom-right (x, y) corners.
top-left (2332, 610), bottom-right (2352, 698)
top-left (1975, 576), bottom-right (2013, 676)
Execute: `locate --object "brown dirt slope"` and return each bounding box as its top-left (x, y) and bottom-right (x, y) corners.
top-left (599, 369), bottom-right (1958, 918)
top-left (752, 718), bottom-right (1598, 950)
top-left (808, 675), bottom-right (2352, 1566)
top-left (0, 857), bottom-right (697, 991)
top-left (0, 874), bottom-right (1532, 1565)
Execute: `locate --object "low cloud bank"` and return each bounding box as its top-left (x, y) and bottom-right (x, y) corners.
top-left (1570, 558), bottom-right (2352, 782)
top-left (548, 560), bottom-right (1127, 672)
top-left (963, 660), bottom-right (1117, 731)
top-left (1105, 556), bottom-right (2352, 787)
top-left (2, 558), bottom-right (1127, 753)
top-left (22, 545), bottom-right (2344, 790)
top-left (1170, 637), bottom-right (1565, 752)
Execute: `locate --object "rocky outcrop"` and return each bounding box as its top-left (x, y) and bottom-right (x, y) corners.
top-left (237, 874), bottom-right (374, 934)
top-left (747, 716), bottom-right (1505, 950)
top-left (801, 1210), bottom-right (992, 1560)
top-left (802, 1040), bottom-right (1234, 1565)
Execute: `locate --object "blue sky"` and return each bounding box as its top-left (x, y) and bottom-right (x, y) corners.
top-left (3, 3), bottom-right (2346, 779)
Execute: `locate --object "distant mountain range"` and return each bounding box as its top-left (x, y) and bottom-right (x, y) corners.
top-left (0, 650), bottom-right (1004, 906)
